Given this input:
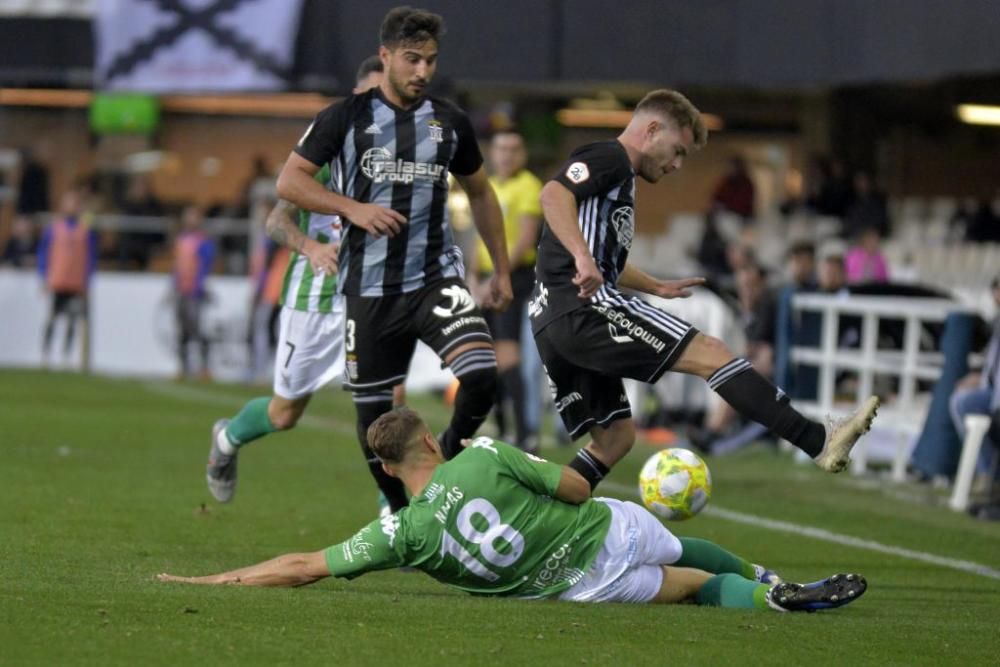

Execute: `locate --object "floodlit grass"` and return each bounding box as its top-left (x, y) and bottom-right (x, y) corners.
top-left (1, 369), bottom-right (999, 665)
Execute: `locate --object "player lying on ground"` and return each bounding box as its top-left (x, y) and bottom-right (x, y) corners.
top-left (160, 409), bottom-right (867, 612)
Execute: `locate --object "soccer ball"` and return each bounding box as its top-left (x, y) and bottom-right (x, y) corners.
top-left (638, 448), bottom-right (712, 521)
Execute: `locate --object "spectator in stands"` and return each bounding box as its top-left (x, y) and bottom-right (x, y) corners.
top-left (818, 253), bottom-right (847, 294)
top-left (173, 206), bottom-right (217, 381)
top-left (786, 241), bottom-right (817, 291)
top-left (696, 207), bottom-right (732, 281)
top-left (950, 275), bottom-right (1000, 519)
top-left (843, 171), bottom-right (890, 239)
top-left (119, 174), bottom-right (165, 270)
top-left (37, 186), bottom-right (98, 368)
top-left (964, 199), bottom-right (1000, 243)
top-left (711, 155), bottom-right (755, 222)
top-left (807, 157), bottom-right (853, 218)
top-left (690, 261), bottom-right (777, 453)
top-left (1, 215), bottom-right (37, 266)
top-left (845, 227), bottom-right (890, 284)
top-left (16, 146), bottom-right (50, 218)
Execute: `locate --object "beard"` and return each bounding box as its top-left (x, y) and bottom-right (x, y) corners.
top-left (637, 153), bottom-right (663, 183)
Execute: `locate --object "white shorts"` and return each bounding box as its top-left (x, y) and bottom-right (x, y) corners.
top-left (273, 304), bottom-right (346, 400)
top-left (558, 498), bottom-right (682, 604)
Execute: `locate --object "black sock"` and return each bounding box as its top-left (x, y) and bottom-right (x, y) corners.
top-left (708, 359), bottom-right (825, 458)
top-left (354, 392), bottom-right (408, 512)
top-left (568, 449), bottom-right (610, 491)
top-left (499, 366), bottom-right (529, 445)
top-left (440, 357), bottom-right (497, 459)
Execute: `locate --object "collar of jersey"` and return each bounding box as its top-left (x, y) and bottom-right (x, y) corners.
top-left (373, 86), bottom-right (425, 115)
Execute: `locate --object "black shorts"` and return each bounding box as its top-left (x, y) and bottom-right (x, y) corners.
top-left (52, 292), bottom-right (86, 317)
top-left (343, 278), bottom-right (494, 391)
top-left (533, 296), bottom-right (698, 439)
top-left (483, 266), bottom-right (535, 342)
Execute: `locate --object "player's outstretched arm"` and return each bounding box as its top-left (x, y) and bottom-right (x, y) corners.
top-left (539, 180), bottom-right (602, 298)
top-left (457, 166), bottom-right (512, 310)
top-left (265, 199), bottom-right (339, 276)
top-left (157, 551), bottom-right (331, 588)
top-left (619, 263), bottom-right (706, 299)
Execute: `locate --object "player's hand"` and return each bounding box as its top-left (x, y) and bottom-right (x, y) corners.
top-left (654, 276), bottom-right (706, 299)
top-left (481, 272), bottom-right (513, 311)
top-left (304, 240), bottom-right (339, 276)
top-left (572, 254), bottom-right (603, 298)
top-left (349, 202), bottom-right (407, 238)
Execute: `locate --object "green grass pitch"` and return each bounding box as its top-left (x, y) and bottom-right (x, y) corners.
top-left (2, 369), bottom-right (999, 665)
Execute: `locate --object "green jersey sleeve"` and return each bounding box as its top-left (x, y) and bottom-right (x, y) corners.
top-left (467, 437), bottom-right (563, 497)
top-left (323, 515), bottom-right (405, 580)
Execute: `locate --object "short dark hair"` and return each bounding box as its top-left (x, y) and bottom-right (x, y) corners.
top-left (380, 6), bottom-right (446, 48)
top-left (356, 55), bottom-right (383, 83)
top-left (787, 241), bottom-right (816, 259)
top-left (635, 89), bottom-right (708, 149)
top-left (367, 408), bottom-right (426, 464)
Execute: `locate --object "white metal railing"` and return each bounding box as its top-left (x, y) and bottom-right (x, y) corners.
top-left (788, 293), bottom-right (973, 478)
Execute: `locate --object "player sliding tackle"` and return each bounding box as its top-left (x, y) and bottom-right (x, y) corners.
top-left (160, 408), bottom-right (867, 612)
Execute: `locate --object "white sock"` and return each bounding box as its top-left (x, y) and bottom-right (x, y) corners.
top-left (217, 428), bottom-right (236, 456)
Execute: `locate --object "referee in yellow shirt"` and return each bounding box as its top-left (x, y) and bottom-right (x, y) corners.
top-left (470, 129), bottom-right (543, 453)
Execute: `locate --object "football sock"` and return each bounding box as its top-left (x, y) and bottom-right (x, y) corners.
top-left (223, 397), bottom-right (277, 452)
top-left (696, 573), bottom-right (770, 610)
top-left (354, 390), bottom-right (408, 512)
top-left (675, 537), bottom-right (757, 580)
top-left (568, 449), bottom-right (610, 491)
top-left (499, 366), bottom-right (529, 445)
top-left (440, 349), bottom-right (497, 459)
top-left (708, 359), bottom-right (825, 458)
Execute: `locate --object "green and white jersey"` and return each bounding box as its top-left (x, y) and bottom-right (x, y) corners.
top-left (323, 438), bottom-right (613, 598)
top-left (279, 164), bottom-right (341, 312)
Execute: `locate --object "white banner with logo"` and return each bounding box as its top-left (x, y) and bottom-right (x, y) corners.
top-left (95, 0), bottom-right (305, 92)
top-left (0, 269), bottom-right (453, 390)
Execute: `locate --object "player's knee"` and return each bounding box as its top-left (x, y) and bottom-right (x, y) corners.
top-left (449, 347), bottom-right (498, 408)
top-left (269, 407), bottom-right (300, 431)
top-left (685, 333), bottom-right (736, 378)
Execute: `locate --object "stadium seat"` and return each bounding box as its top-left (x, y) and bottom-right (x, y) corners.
top-left (948, 414), bottom-right (992, 512)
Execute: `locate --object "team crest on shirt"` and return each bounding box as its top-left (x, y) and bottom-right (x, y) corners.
top-left (610, 205), bottom-right (635, 250)
top-left (428, 119), bottom-right (444, 143)
top-left (566, 161), bottom-right (589, 184)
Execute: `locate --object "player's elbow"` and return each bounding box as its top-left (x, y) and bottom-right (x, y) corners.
top-left (540, 181), bottom-right (570, 214)
top-left (558, 468), bottom-right (592, 504)
top-left (275, 170), bottom-right (296, 201)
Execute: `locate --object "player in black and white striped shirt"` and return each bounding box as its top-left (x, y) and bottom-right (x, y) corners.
top-left (531, 89), bottom-right (879, 492)
top-left (275, 7), bottom-right (512, 513)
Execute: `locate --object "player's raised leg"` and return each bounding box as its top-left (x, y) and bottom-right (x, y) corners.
top-left (674, 331), bottom-right (879, 472)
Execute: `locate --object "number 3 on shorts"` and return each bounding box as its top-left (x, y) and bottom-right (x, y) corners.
top-left (345, 319), bottom-right (356, 352)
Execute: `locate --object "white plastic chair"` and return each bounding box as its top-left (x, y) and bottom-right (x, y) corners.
top-left (948, 414), bottom-right (993, 512)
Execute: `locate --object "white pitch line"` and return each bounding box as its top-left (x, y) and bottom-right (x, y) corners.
top-left (600, 481), bottom-right (1000, 581)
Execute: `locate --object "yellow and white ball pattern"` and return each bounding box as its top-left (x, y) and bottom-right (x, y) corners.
top-left (639, 448), bottom-right (712, 521)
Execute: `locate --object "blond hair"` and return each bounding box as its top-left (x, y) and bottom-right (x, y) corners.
top-left (635, 89), bottom-right (708, 149)
top-left (367, 408), bottom-right (426, 464)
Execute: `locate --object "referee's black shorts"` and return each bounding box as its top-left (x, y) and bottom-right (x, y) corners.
top-left (533, 295), bottom-right (698, 440)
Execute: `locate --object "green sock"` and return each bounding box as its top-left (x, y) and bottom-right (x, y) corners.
top-left (225, 397), bottom-right (277, 447)
top-left (696, 573), bottom-right (771, 610)
top-left (675, 537), bottom-right (757, 580)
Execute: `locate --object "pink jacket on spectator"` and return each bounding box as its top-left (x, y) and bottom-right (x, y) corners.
top-left (845, 248), bottom-right (889, 283)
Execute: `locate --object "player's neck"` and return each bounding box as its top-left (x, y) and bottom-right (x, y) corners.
top-left (398, 461), bottom-right (439, 496)
top-left (616, 134), bottom-right (643, 172)
top-left (377, 82), bottom-right (422, 111)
